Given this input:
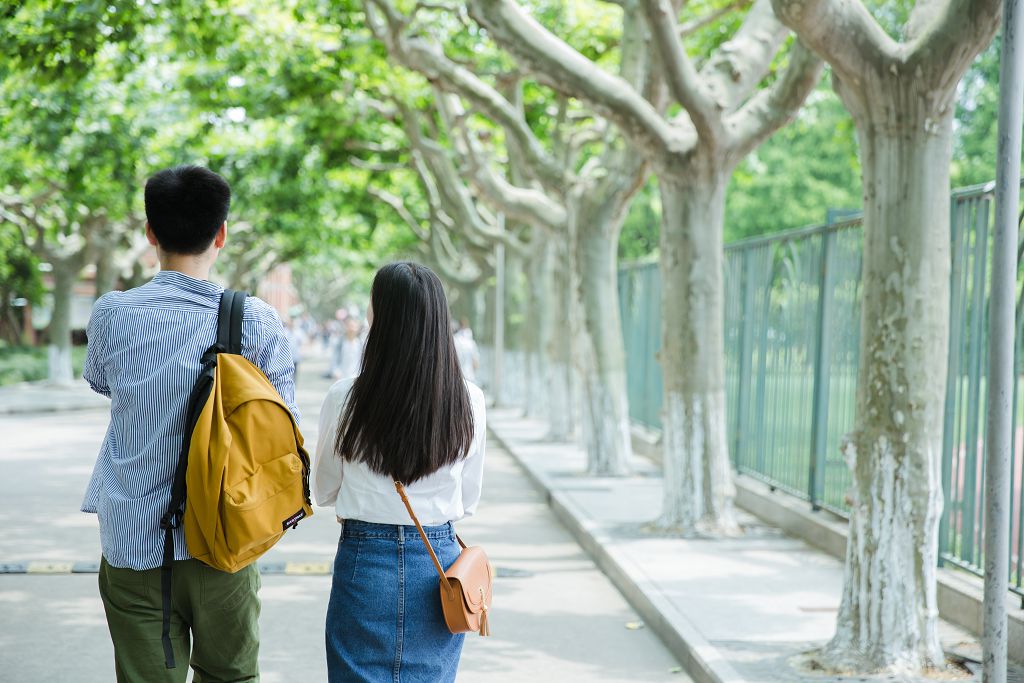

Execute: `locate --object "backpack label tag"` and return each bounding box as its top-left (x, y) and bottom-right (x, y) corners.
top-left (283, 509), bottom-right (307, 530)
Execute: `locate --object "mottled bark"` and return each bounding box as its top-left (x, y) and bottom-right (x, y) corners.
top-left (573, 193), bottom-right (633, 476)
top-left (657, 170), bottom-right (738, 533)
top-left (546, 244), bottom-right (575, 441)
top-left (767, 0), bottom-right (998, 668)
top-left (524, 241), bottom-right (555, 419)
top-left (823, 116), bottom-right (951, 673)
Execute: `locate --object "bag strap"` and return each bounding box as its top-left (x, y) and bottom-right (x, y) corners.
top-left (156, 287), bottom-right (246, 669)
top-left (394, 481), bottom-right (457, 600)
top-left (218, 289), bottom-right (247, 354)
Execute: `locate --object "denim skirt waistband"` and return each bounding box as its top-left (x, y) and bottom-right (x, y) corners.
top-left (339, 518), bottom-right (455, 541)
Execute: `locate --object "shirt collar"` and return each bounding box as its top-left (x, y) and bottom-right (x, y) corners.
top-left (151, 270), bottom-right (224, 295)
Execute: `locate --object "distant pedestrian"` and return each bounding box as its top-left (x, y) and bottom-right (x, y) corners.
top-left (313, 262), bottom-right (487, 683)
top-left (333, 315), bottom-right (365, 379)
top-left (82, 165), bottom-right (298, 683)
top-left (453, 319), bottom-right (480, 384)
top-left (284, 319), bottom-right (305, 380)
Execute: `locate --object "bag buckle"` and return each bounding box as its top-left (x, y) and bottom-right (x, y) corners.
top-left (159, 510), bottom-right (182, 530)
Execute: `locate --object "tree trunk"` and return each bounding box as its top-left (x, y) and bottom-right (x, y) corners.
top-left (94, 249), bottom-right (119, 297)
top-left (48, 264), bottom-right (77, 385)
top-left (573, 199), bottom-right (632, 476)
top-left (501, 253), bottom-right (523, 407)
top-left (823, 115), bottom-right (951, 672)
top-left (524, 242), bottom-right (554, 419)
top-left (546, 243), bottom-right (575, 440)
top-left (656, 169), bottom-right (738, 534)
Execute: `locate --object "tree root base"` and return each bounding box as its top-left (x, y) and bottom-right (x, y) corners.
top-left (791, 648), bottom-right (975, 681)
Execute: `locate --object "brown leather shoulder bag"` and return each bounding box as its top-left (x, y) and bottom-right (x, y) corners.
top-left (394, 481), bottom-right (493, 636)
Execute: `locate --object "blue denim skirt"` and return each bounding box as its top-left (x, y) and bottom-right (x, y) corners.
top-left (326, 519), bottom-right (466, 683)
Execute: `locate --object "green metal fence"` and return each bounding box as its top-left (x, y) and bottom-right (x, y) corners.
top-left (617, 181), bottom-right (1024, 598)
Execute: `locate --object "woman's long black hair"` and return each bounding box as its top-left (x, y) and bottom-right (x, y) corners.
top-left (334, 262), bottom-right (475, 483)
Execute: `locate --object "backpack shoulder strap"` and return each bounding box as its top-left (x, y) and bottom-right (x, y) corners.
top-left (218, 289), bottom-right (248, 354)
top-left (158, 287), bottom-right (247, 669)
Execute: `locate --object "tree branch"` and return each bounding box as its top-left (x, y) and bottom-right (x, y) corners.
top-left (770, 0), bottom-right (900, 80)
top-left (678, 0), bottom-right (753, 38)
top-left (906, 0), bottom-right (1000, 84)
top-left (639, 0), bottom-right (722, 141)
top-left (364, 0), bottom-right (569, 192)
top-left (726, 40), bottom-right (823, 160)
top-left (698, 0), bottom-right (790, 111)
top-left (468, 0), bottom-right (678, 156)
top-left (368, 186), bottom-right (430, 240)
top-left (437, 94), bottom-right (569, 232)
top-left (398, 99), bottom-right (531, 256)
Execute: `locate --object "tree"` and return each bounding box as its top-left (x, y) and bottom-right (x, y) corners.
top-left (768, 0), bottom-right (1000, 672)
top-left (0, 223), bottom-right (42, 345)
top-left (0, 2), bottom-right (157, 382)
top-left (0, 76), bottom-right (148, 383)
top-left (470, 0), bottom-right (822, 531)
top-left (365, 0), bottom-right (654, 471)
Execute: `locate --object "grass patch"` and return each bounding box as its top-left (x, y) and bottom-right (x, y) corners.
top-left (0, 345), bottom-right (87, 386)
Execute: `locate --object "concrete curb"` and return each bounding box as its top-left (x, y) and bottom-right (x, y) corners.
top-left (489, 425), bottom-right (746, 683)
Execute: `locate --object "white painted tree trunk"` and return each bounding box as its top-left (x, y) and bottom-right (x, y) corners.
top-left (823, 118), bottom-right (951, 672)
top-left (656, 170), bottom-right (738, 534)
top-left (546, 244), bottom-right (575, 441)
top-left (523, 243), bottom-right (554, 419)
top-left (48, 266), bottom-right (76, 386)
top-left (573, 209), bottom-right (632, 476)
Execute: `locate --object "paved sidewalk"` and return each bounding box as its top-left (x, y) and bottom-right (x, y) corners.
top-left (0, 380), bottom-right (108, 414)
top-left (0, 355), bottom-right (688, 681)
top-left (489, 409), bottom-right (994, 683)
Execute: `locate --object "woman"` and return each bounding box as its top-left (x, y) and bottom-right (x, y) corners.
top-left (313, 262), bottom-right (487, 683)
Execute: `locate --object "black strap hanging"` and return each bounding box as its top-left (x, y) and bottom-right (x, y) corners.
top-left (158, 288), bottom-right (246, 669)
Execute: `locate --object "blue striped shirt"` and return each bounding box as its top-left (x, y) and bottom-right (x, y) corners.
top-left (81, 270), bottom-right (299, 571)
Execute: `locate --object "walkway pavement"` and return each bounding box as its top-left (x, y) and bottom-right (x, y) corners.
top-left (488, 409), bottom-right (1002, 683)
top-left (0, 380), bottom-right (108, 414)
top-left (0, 356), bottom-right (687, 682)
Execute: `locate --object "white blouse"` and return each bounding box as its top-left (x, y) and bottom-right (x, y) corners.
top-left (313, 377), bottom-right (487, 526)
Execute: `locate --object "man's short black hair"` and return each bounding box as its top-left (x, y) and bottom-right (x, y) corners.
top-left (144, 165), bottom-right (231, 255)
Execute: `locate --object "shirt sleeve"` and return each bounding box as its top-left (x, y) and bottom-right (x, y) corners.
top-left (461, 387), bottom-right (487, 517)
top-left (244, 298), bottom-right (300, 423)
top-left (313, 382), bottom-right (348, 507)
top-left (82, 296), bottom-right (113, 398)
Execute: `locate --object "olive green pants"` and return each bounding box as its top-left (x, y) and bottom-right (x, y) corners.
top-left (98, 557), bottom-right (260, 683)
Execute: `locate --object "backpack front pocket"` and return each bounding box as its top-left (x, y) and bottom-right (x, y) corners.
top-left (223, 451), bottom-right (305, 556)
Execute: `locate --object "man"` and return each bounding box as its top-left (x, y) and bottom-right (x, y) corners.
top-left (81, 165), bottom-right (298, 682)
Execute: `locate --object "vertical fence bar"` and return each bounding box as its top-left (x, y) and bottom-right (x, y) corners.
top-left (733, 249), bottom-right (755, 467)
top-left (964, 199), bottom-right (991, 566)
top-left (753, 248), bottom-right (773, 477)
top-left (941, 199), bottom-right (968, 561)
top-left (809, 228), bottom-right (836, 508)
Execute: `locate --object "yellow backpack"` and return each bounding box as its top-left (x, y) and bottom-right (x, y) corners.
top-left (158, 289), bottom-right (312, 668)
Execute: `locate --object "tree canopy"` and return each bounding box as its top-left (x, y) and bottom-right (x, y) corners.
top-left (0, 0), bottom-right (1010, 298)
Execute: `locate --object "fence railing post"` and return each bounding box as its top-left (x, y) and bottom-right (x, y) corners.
top-left (808, 229), bottom-right (836, 509)
top-left (733, 249), bottom-right (755, 468)
top-left (940, 198), bottom-right (967, 562)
